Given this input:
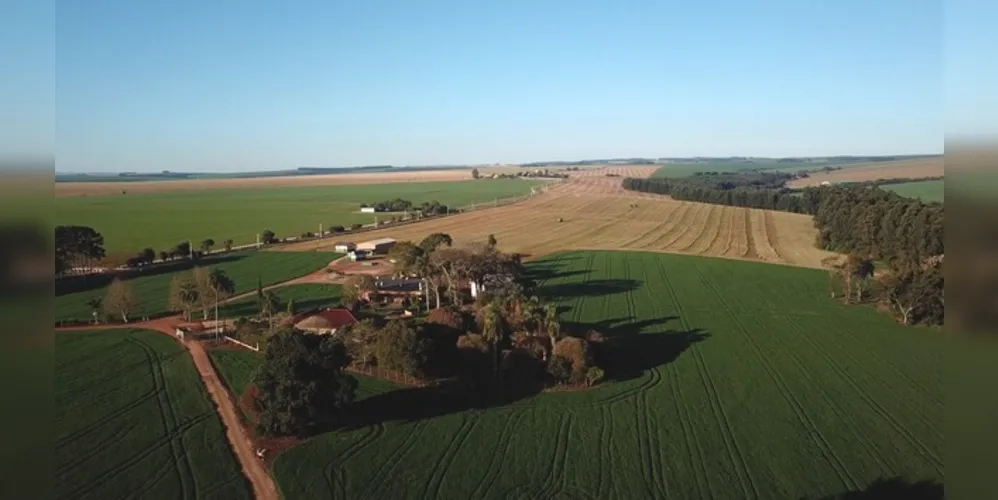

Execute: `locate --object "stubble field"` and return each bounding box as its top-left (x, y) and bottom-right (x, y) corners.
top-left (786, 158), bottom-right (944, 188)
top-left (262, 250), bottom-right (943, 499)
top-left (279, 170), bottom-right (835, 269)
top-left (56, 328), bottom-right (251, 499)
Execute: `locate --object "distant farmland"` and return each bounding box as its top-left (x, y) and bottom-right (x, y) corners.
top-left (55, 180), bottom-right (544, 253)
top-left (56, 329), bottom-right (251, 499)
top-left (271, 251), bottom-right (943, 499)
top-left (882, 179), bottom-right (944, 203)
top-left (786, 158), bottom-right (944, 188)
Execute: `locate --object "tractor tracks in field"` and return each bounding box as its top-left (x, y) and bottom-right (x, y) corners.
top-left (656, 259), bottom-right (760, 500)
top-left (356, 419), bottom-right (431, 499)
top-left (473, 412), bottom-right (527, 499)
top-left (421, 415), bottom-right (481, 500)
top-left (690, 263), bottom-right (859, 492)
top-left (781, 316), bottom-right (944, 474)
top-left (323, 423), bottom-right (386, 498)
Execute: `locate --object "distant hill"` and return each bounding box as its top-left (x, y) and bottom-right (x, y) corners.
top-left (54, 165), bottom-right (470, 183)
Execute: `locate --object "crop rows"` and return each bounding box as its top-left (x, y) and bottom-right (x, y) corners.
top-left (56, 329), bottom-right (250, 500)
top-left (272, 250), bottom-right (944, 499)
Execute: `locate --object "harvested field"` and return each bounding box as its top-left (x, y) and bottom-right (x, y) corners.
top-left (786, 158), bottom-right (944, 188)
top-left (272, 251), bottom-right (944, 499)
top-left (277, 174), bottom-right (836, 269)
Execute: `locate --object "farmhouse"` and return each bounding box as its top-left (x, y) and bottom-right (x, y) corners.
top-left (334, 242), bottom-right (356, 253)
top-left (357, 237), bottom-right (397, 254)
top-left (292, 308), bottom-right (358, 335)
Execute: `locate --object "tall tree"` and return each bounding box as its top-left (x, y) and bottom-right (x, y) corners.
top-left (471, 168), bottom-right (480, 179)
top-left (200, 238), bottom-right (215, 254)
top-left (193, 267), bottom-right (236, 320)
top-left (254, 330), bottom-right (357, 437)
top-left (487, 234), bottom-right (498, 248)
top-left (168, 274), bottom-right (200, 321)
top-left (419, 233), bottom-right (453, 253)
top-left (85, 297), bottom-right (103, 323)
top-left (103, 278), bottom-right (141, 323)
top-left (259, 291), bottom-right (281, 331)
top-left (223, 239), bottom-right (234, 252)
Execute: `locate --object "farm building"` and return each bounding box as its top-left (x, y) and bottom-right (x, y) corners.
top-left (360, 207), bottom-right (377, 213)
top-left (292, 308), bottom-right (358, 335)
top-left (348, 249), bottom-right (370, 261)
top-left (334, 242), bottom-right (356, 253)
top-left (376, 277), bottom-right (423, 293)
top-left (357, 237), bottom-right (397, 254)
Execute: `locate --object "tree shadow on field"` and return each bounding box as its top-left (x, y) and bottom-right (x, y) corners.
top-left (533, 279), bottom-right (642, 301)
top-left (804, 476), bottom-right (943, 500)
top-left (56, 254), bottom-right (248, 296)
top-left (560, 315), bottom-right (710, 382)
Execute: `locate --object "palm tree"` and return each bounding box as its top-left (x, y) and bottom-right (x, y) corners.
top-left (542, 304), bottom-right (560, 359)
top-left (481, 302), bottom-right (511, 382)
top-left (259, 291), bottom-right (281, 332)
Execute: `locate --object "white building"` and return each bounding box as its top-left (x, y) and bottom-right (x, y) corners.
top-left (360, 207), bottom-right (377, 213)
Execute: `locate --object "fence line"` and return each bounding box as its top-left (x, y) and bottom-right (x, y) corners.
top-left (222, 335), bottom-right (260, 352)
top-left (347, 364), bottom-right (426, 387)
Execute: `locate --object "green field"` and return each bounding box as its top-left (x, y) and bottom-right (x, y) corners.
top-left (272, 250), bottom-right (943, 499)
top-left (217, 283), bottom-right (343, 318)
top-left (882, 180), bottom-right (944, 203)
top-left (55, 180), bottom-right (544, 253)
top-left (55, 251), bottom-right (338, 323)
top-left (56, 329), bottom-right (251, 499)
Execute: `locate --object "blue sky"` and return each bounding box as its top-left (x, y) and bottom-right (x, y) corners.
top-left (50, 0), bottom-right (947, 172)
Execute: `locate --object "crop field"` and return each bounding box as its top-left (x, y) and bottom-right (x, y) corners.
top-left (55, 179), bottom-right (544, 253)
top-left (217, 283), bottom-right (344, 318)
top-left (786, 158), bottom-right (944, 188)
top-left (55, 251), bottom-right (338, 323)
top-left (271, 250), bottom-right (943, 499)
top-left (882, 180), bottom-right (944, 203)
top-left (56, 328), bottom-right (250, 499)
top-left (279, 176), bottom-right (836, 269)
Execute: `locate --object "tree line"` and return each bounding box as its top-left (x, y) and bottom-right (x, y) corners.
top-left (360, 198), bottom-right (451, 215)
top-left (621, 177), bottom-right (944, 326)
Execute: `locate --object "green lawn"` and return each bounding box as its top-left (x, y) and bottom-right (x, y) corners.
top-left (272, 250), bottom-right (944, 499)
top-left (55, 329), bottom-right (251, 499)
top-left (882, 179), bottom-right (944, 203)
top-left (56, 180), bottom-right (544, 253)
top-left (218, 283), bottom-right (344, 319)
top-left (55, 251), bottom-right (338, 323)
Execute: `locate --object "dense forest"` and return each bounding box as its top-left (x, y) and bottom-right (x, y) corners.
top-left (622, 177), bottom-right (944, 326)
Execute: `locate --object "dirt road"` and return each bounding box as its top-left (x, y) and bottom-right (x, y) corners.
top-left (57, 319), bottom-right (279, 500)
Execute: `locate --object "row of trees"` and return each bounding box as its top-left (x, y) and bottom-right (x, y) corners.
top-left (622, 177), bottom-right (944, 326)
top-left (359, 199), bottom-right (451, 215)
top-left (167, 267), bottom-right (236, 321)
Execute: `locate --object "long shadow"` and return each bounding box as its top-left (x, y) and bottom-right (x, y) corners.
top-left (218, 295), bottom-right (337, 319)
top-left (56, 254), bottom-right (248, 296)
top-left (806, 476), bottom-right (943, 500)
top-left (534, 279), bottom-right (641, 301)
top-left (561, 315), bottom-right (709, 382)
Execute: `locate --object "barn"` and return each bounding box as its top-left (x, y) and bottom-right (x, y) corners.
top-left (357, 237), bottom-right (397, 254)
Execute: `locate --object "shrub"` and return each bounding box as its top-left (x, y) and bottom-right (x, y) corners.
top-left (546, 355), bottom-right (573, 384)
top-left (586, 366), bottom-right (605, 387)
top-left (330, 225), bottom-right (345, 233)
top-left (261, 229), bottom-right (276, 244)
top-left (350, 223), bottom-right (363, 231)
top-left (375, 320), bottom-right (428, 378)
top-left (552, 336), bottom-right (591, 376)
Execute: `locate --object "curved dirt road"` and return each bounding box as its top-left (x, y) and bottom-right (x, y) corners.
top-left (57, 319), bottom-right (279, 500)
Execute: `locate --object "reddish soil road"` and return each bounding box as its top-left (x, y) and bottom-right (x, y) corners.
top-left (57, 318), bottom-right (280, 500)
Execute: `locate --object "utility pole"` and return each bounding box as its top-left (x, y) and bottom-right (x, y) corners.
top-left (189, 239), bottom-right (193, 259)
top-left (256, 233), bottom-right (261, 249)
top-left (319, 222), bottom-right (323, 238)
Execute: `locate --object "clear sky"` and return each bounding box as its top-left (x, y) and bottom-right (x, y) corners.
top-left (52, 0), bottom-right (946, 172)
